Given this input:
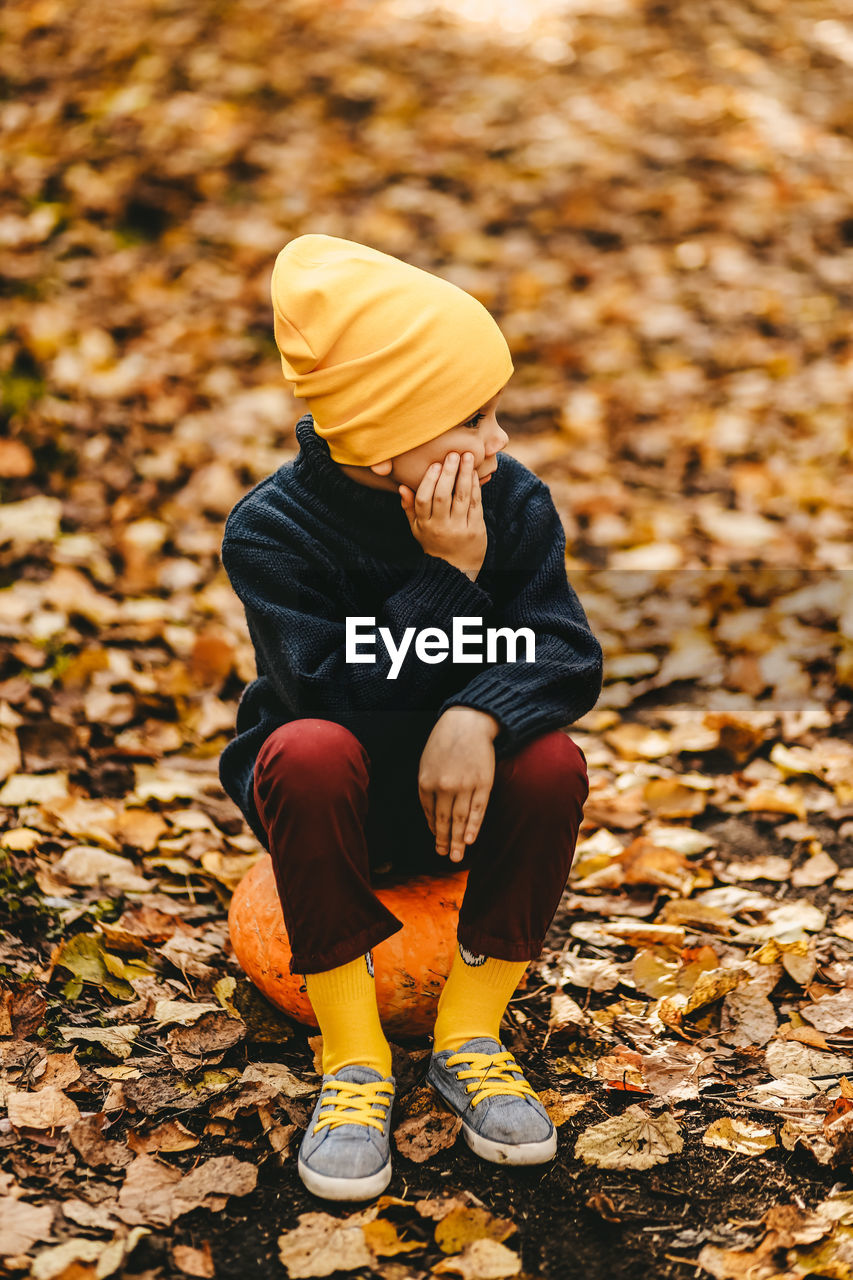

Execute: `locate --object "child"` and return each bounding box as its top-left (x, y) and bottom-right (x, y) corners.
top-left (218, 234), bottom-right (603, 1202)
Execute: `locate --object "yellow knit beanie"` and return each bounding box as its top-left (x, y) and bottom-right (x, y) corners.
top-left (270, 233), bottom-right (514, 466)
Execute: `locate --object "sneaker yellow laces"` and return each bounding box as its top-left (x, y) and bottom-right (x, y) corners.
top-left (445, 1050), bottom-right (540, 1108)
top-left (312, 1079), bottom-right (395, 1135)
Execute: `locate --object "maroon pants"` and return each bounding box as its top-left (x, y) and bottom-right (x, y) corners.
top-left (252, 719), bottom-right (589, 975)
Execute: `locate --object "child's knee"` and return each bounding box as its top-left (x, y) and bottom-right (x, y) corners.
top-left (254, 718), bottom-right (368, 795)
top-left (504, 731), bottom-right (589, 808)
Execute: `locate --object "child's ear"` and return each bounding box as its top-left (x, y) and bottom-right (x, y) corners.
top-left (369, 459), bottom-right (393, 477)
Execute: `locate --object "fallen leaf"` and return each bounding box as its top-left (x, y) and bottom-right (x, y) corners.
top-left (361, 1219), bottom-right (422, 1257)
top-left (126, 1119), bottom-right (200, 1154)
top-left (0, 1198), bottom-right (56, 1255)
top-left (791, 849), bottom-right (838, 887)
top-left (59, 1025), bottom-right (141, 1058)
top-left (52, 845), bottom-right (151, 892)
top-left (152, 999), bottom-right (222, 1028)
top-left (0, 772), bottom-right (69, 806)
top-left (537, 1090), bottom-right (592, 1125)
top-left (434, 1206), bottom-right (516, 1256)
top-left (720, 986), bottom-right (778, 1048)
top-left (68, 1114), bottom-right (134, 1168)
top-left (718, 855), bottom-right (792, 882)
top-left (116, 1153), bottom-right (257, 1227)
top-left (800, 993), bottom-right (853, 1034)
top-left (277, 1211), bottom-right (374, 1278)
top-left (52, 934), bottom-right (137, 1000)
top-left (547, 991), bottom-right (586, 1032)
top-left (547, 952), bottom-right (621, 992)
top-left (393, 1085), bottom-right (462, 1163)
top-left (6, 1087), bottom-right (81, 1131)
top-left (575, 1104), bottom-right (683, 1170)
top-left (29, 1238), bottom-right (103, 1280)
top-left (31, 1053), bottom-right (81, 1092)
top-left (239, 1061), bottom-right (316, 1098)
top-left (702, 1117), bottom-right (777, 1156)
top-left (432, 1238), bottom-right (522, 1279)
top-left (172, 1242), bottom-right (216, 1277)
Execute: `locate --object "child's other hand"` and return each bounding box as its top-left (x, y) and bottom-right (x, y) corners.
top-left (418, 707), bottom-right (498, 861)
top-left (399, 452), bottom-right (488, 579)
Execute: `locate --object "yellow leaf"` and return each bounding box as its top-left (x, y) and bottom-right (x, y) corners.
top-left (361, 1220), bottom-right (422, 1257)
top-left (435, 1207), bottom-right (516, 1255)
top-left (703, 1117), bottom-right (777, 1156)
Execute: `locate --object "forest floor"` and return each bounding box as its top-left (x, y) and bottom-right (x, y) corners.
top-left (2, 0), bottom-right (853, 1276)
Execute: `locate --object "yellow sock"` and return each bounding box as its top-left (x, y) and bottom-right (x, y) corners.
top-left (304, 952), bottom-right (393, 1078)
top-left (432, 944), bottom-right (529, 1054)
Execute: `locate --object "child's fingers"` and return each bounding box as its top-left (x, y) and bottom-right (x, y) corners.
top-left (415, 462), bottom-right (442, 519)
top-left (433, 791), bottom-right (451, 856)
top-left (432, 454), bottom-right (459, 509)
top-left (447, 789), bottom-right (474, 862)
top-left (452, 453), bottom-right (473, 509)
top-left (463, 785), bottom-right (489, 846)
top-left (418, 784), bottom-right (437, 841)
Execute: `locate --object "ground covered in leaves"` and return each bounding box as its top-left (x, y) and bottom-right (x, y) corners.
top-left (2, 0), bottom-right (853, 1276)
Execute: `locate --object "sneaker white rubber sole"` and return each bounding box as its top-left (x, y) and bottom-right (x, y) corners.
top-left (459, 1119), bottom-right (557, 1165)
top-left (297, 1156), bottom-right (392, 1202)
top-left (427, 1079), bottom-right (558, 1166)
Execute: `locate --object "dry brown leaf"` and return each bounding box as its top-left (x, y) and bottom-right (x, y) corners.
top-left (432, 1238), bottom-right (522, 1279)
top-left (538, 1090), bottom-right (593, 1125)
top-left (639, 1044), bottom-right (713, 1101)
top-left (434, 1206), bottom-right (516, 1255)
top-left (414, 1193), bottom-right (486, 1222)
top-left (598, 922), bottom-right (686, 949)
top-left (547, 952), bottom-right (621, 992)
top-left (166, 1011), bottom-right (246, 1068)
top-left (171, 1242), bottom-right (216, 1277)
top-left (800, 992), bottom-right (853, 1034)
top-left (277, 1211), bottom-right (375, 1278)
top-left (116, 1153), bottom-right (257, 1227)
top-left (791, 849), bottom-right (838, 887)
top-left (548, 991), bottom-right (586, 1032)
top-left (239, 1061), bottom-right (316, 1099)
top-left (717, 855), bottom-right (791, 882)
top-left (361, 1219), bottom-right (422, 1258)
top-left (152, 999), bottom-right (222, 1028)
top-left (702, 1117), bottom-right (777, 1156)
top-left (68, 1114), bottom-right (134, 1169)
top-left (765, 1039), bottom-right (852, 1080)
top-left (720, 987), bottom-right (779, 1049)
top-left (126, 1119), bottom-right (200, 1154)
top-left (393, 1085), bottom-right (462, 1163)
top-left (31, 1053), bottom-right (81, 1092)
top-left (643, 778), bottom-right (707, 820)
top-left (58, 1025), bottom-right (141, 1059)
top-left (0, 1198), bottom-right (56, 1256)
top-left (575, 1105), bottom-right (683, 1170)
top-left (52, 845), bottom-right (151, 892)
top-left (6, 1087), bottom-right (81, 1131)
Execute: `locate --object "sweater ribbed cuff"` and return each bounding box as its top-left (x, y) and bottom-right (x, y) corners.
top-left (394, 554), bottom-right (493, 621)
top-left (438, 671), bottom-right (540, 747)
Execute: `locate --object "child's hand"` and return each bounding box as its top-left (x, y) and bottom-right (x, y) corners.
top-left (399, 452), bottom-right (488, 579)
top-left (418, 707), bottom-right (498, 861)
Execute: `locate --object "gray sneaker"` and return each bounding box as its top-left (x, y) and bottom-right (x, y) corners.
top-left (297, 1065), bottom-right (395, 1201)
top-left (427, 1036), bottom-right (556, 1166)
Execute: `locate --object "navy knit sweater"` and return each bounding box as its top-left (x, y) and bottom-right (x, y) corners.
top-left (218, 413), bottom-right (603, 849)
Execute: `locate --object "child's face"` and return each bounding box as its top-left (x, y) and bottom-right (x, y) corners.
top-left (341, 386), bottom-right (509, 493)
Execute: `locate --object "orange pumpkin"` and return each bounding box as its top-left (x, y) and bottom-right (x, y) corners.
top-left (228, 855), bottom-right (469, 1037)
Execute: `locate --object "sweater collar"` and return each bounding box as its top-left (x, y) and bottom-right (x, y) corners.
top-left (290, 412), bottom-right (415, 534)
